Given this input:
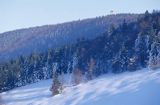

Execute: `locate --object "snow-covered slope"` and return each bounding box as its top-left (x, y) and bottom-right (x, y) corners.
top-left (1, 69), bottom-right (160, 105)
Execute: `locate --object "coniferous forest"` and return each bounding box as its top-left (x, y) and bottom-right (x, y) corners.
top-left (0, 11), bottom-right (160, 93)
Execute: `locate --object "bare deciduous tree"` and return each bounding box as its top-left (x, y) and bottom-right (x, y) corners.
top-left (87, 58), bottom-right (96, 80)
top-left (73, 68), bottom-right (82, 85)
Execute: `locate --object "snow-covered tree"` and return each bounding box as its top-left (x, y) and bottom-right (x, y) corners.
top-left (135, 33), bottom-right (149, 67)
top-left (71, 53), bottom-right (83, 85)
top-left (50, 72), bottom-right (62, 96)
top-left (148, 31), bottom-right (160, 69)
top-left (50, 63), bottom-right (62, 96)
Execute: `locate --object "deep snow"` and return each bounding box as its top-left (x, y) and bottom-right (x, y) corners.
top-left (1, 69), bottom-right (160, 105)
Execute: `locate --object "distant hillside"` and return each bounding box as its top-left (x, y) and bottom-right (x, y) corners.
top-left (0, 14), bottom-right (139, 61)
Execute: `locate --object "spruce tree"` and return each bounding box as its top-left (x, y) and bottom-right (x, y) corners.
top-left (50, 72), bottom-right (62, 96)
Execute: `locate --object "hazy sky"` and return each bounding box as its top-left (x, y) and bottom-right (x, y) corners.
top-left (0, 0), bottom-right (160, 33)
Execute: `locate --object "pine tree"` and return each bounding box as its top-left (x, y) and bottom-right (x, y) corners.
top-left (108, 24), bottom-right (115, 36)
top-left (50, 72), bottom-right (62, 96)
top-left (50, 62), bottom-right (62, 96)
top-left (0, 65), bottom-right (7, 92)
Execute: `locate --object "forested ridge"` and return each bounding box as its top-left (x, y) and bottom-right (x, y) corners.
top-left (0, 14), bottom-right (138, 61)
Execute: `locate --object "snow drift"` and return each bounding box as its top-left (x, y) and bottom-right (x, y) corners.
top-left (1, 68), bottom-right (160, 105)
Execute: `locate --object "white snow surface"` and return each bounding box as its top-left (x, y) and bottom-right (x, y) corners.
top-left (1, 69), bottom-right (160, 105)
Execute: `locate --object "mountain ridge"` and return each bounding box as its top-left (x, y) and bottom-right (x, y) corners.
top-left (0, 14), bottom-right (139, 61)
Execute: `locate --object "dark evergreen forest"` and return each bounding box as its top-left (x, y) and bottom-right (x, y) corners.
top-left (0, 11), bottom-right (160, 92)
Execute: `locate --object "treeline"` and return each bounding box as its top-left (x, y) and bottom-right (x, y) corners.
top-left (0, 11), bottom-right (160, 93)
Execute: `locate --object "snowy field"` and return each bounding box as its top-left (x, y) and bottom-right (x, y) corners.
top-left (1, 69), bottom-right (160, 105)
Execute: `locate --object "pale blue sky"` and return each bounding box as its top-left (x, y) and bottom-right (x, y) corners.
top-left (0, 0), bottom-right (160, 33)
